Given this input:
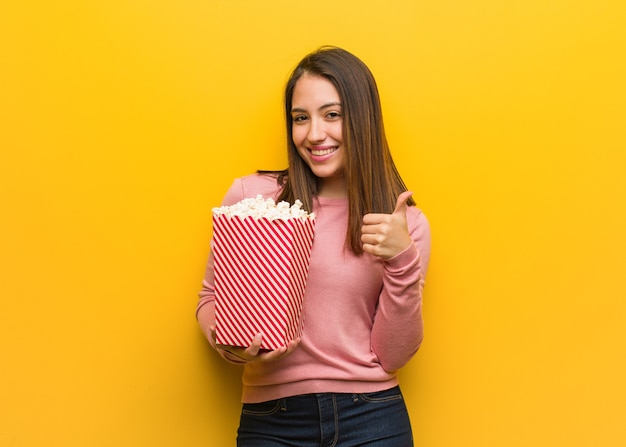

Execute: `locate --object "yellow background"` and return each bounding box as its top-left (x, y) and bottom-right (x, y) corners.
top-left (2, 1), bottom-right (625, 445)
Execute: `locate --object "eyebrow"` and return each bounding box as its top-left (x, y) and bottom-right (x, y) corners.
top-left (291, 102), bottom-right (342, 114)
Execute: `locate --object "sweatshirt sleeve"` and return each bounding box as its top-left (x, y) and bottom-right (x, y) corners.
top-left (196, 178), bottom-right (244, 317)
top-left (196, 178), bottom-right (251, 364)
top-left (196, 175), bottom-right (282, 364)
top-left (370, 208), bottom-right (431, 372)
top-left (196, 175), bottom-right (281, 318)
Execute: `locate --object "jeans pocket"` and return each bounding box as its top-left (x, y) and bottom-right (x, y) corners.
top-left (241, 399), bottom-right (283, 416)
top-left (358, 386), bottom-right (403, 403)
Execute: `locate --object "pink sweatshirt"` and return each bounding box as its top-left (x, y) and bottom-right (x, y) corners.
top-left (197, 174), bottom-right (431, 403)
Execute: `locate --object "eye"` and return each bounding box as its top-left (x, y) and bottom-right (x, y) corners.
top-left (293, 114), bottom-right (308, 123)
top-left (326, 111), bottom-right (342, 120)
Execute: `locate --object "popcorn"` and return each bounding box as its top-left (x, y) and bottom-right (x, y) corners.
top-left (212, 196), bottom-right (316, 351)
top-left (212, 195), bottom-right (315, 221)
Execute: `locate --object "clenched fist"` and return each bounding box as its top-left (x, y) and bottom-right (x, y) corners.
top-left (361, 191), bottom-right (413, 260)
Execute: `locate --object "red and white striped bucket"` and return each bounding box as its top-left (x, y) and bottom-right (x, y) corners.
top-left (213, 214), bottom-right (315, 350)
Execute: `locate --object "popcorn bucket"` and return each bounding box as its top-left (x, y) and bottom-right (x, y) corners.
top-left (212, 197), bottom-right (315, 350)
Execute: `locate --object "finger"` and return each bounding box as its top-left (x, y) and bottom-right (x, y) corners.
top-left (259, 346), bottom-right (287, 362)
top-left (246, 333), bottom-right (263, 357)
top-left (393, 191), bottom-right (413, 215)
top-left (223, 347), bottom-right (249, 361)
top-left (209, 325), bottom-right (217, 343)
top-left (362, 243), bottom-right (376, 256)
top-left (361, 233), bottom-right (382, 246)
top-left (360, 223), bottom-right (381, 235)
top-left (286, 337), bottom-right (301, 353)
top-left (362, 213), bottom-right (387, 225)
top-left (259, 338), bottom-right (300, 362)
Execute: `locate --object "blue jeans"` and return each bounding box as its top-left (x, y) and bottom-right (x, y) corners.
top-left (237, 386), bottom-right (413, 446)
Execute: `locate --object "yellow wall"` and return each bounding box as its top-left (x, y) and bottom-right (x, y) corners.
top-left (2, 1), bottom-right (625, 445)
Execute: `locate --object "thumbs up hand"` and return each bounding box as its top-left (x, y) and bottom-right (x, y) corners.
top-left (361, 191), bottom-right (413, 260)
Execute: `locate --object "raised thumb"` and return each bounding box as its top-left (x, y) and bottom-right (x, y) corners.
top-left (393, 191), bottom-right (413, 215)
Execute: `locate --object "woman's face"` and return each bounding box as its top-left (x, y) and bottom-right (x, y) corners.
top-left (290, 74), bottom-right (345, 195)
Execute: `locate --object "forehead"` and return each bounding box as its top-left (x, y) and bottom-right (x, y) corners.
top-left (291, 75), bottom-right (340, 105)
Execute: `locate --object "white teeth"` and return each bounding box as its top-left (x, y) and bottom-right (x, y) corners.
top-left (311, 147), bottom-right (337, 156)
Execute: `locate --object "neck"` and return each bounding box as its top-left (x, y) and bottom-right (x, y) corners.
top-left (318, 176), bottom-right (347, 199)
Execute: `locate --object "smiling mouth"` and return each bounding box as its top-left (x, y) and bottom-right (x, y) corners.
top-left (310, 147), bottom-right (338, 156)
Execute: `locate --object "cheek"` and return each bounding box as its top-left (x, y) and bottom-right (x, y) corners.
top-left (327, 122), bottom-right (343, 142)
top-left (291, 127), bottom-right (306, 146)
top-left (330, 123), bottom-right (343, 142)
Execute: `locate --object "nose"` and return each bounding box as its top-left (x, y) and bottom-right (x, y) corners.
top-left (307, 118), bottom-right (325, 142)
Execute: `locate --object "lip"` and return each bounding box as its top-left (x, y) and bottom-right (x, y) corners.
top-left (309, 145), bottom-right (338, 162)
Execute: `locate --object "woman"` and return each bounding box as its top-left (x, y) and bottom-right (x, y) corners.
top-left (197, 46), bottom-right (431, 446)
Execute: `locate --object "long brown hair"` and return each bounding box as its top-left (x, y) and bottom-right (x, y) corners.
top-left (262, 46), bottom-right (413, 255)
